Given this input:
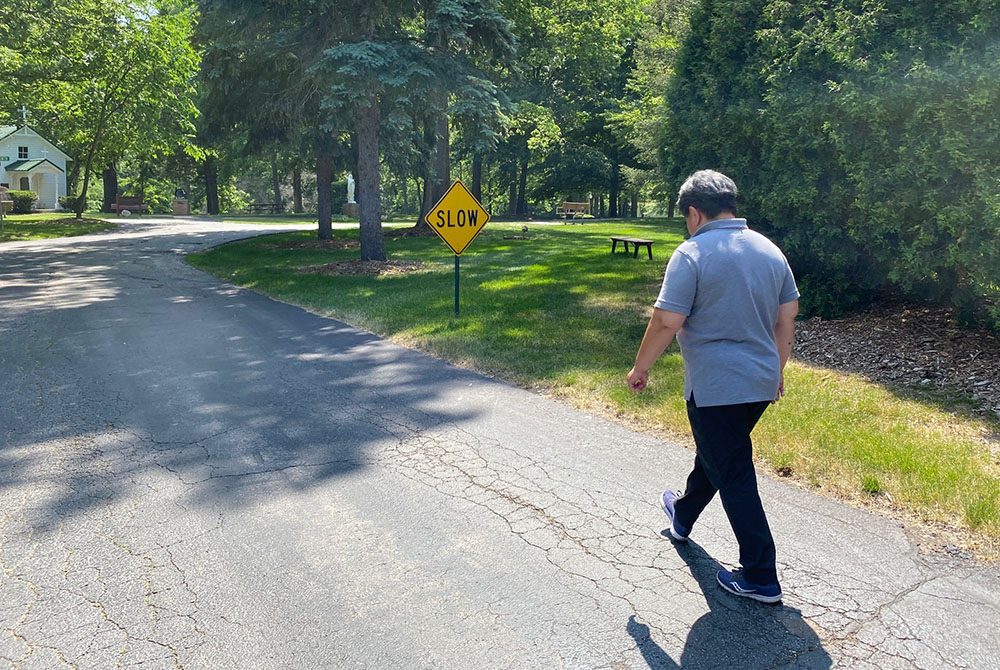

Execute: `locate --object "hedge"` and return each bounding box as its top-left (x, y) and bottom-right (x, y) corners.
top-left (661, 0), bottom-right (1000, 329)
top-left (7, 190), bottom-right (37, 214)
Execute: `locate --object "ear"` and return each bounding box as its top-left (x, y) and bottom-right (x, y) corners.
top-left (687, 206), bottom-right (703, 225)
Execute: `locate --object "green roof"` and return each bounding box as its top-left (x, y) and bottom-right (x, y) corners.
top-left (4, 158), bottom-right (64, 173)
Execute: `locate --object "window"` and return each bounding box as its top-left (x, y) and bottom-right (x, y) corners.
top-left (18, 146), bottom-right (28, 159)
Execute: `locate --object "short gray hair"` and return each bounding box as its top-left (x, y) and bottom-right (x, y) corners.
top-left (676, 170), bottom-right (738, 218)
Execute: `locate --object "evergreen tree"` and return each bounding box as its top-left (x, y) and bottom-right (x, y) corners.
top-left (661, 0), bottom-right (1000, 326)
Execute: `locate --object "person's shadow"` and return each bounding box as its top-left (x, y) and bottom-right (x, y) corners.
top-left (626, 536), bottom-right (832, 669)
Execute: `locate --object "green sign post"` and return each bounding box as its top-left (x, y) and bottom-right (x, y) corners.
top-left (423, 179), bottom-right (492, 316)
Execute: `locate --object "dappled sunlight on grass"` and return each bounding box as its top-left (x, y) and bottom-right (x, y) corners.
top-left (0, 214), bottom-right (115, 242)
top-left (756, 362), bottom-right (1000, 535)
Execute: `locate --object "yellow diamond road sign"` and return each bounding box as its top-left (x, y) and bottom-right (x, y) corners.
top-left (424, 179), bottom-right (490, 256)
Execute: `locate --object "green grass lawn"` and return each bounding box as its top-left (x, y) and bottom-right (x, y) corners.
top-left (188, 218), bottom-right (1000, 551)
top-left (0, 212), bottom-right (115, 242)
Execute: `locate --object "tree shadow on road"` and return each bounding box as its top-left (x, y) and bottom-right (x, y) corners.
top-left (0, 231), bottom-right (488, 533)
top-left (626, 538), bottom-right (831, 670)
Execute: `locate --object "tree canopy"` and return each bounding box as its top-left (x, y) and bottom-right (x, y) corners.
top-left (660, 0), bottom-right (1000, 327)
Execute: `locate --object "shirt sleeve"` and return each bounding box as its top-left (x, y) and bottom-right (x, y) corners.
top-left (779, 260), bottom-right (800, 304)
top-left (654, 249), bottom-right (697, 315)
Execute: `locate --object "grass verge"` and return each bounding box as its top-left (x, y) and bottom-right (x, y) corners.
top-left (188, 218), bottom-right (1000, 554)
top-left (0, 212), bottom-right (115, 242)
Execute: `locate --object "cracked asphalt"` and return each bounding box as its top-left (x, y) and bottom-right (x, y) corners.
top-left (1, 217), bottom-right (998, 669)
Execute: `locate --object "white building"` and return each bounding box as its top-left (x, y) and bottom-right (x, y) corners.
top-left (0, 125), bottom-right (71, 210)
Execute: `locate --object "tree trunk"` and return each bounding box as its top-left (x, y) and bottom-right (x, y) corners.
top-left (516, 156), bottom-right (528, 215)
top-left (420, 175), bottom-right (434, 223)
top-left (66, 158), bottom-right (82, 197)
top-left (608, 164), bottom-right (621, 218)
top-left (471, 154), bottom-right (483, 201)
top-left (316, 147), bottom-right (333, 240)
top-left (102, 164), bottom-right (118, 213)
top-left (508, 181), bottom-right (517, 215)
top-left (204, 156), bottom-right (220, 215)
top-left (75, 113), bottom-right (108, 220)
top-left (599, 194), bottom-right (605, 218)
top-left (630, 190), bottom-right (638, 218)
top-left (270, 151), bottom-right (282, 211)
top-left (355, 97), bottom-right (386, 260)
top-left (414, 104), bottom-right (451, 231)
top-left (292, 167), bottom-right (303, 213)
top-left (414, 177), bottom-right (423, 217)
top-left (668, 198), bottom-right (675, 219)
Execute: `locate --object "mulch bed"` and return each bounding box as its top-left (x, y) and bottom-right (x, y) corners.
top-left (794, 301), bottom-right (1000, 419)
top-left (300, 260), bottom-right (427, 277)
top-left (260, 239), bottom-right (360, 250)
top-left (385, 226), bottom-right (436, 238)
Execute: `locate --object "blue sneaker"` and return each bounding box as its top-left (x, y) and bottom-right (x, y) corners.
top-left (716, 568), bottom-right (782, 603)
top-left (659, 491), bottom-right (690, 542)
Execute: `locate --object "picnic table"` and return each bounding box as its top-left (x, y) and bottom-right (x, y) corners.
top-left (610, 236), bottom-right (654, 259)
top-left (247, 203), bottom-right (282, 214)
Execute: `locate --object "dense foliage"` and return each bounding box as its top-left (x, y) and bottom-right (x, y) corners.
top-left (7, 190), bottom-right (37, 214)
top-left (661, 0), bottom-right (1000, 326)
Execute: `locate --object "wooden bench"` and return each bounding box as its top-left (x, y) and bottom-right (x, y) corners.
top-left (556, 201), bottom-right (590, 220)
top-left (247, 203), bottom-right (282, 214)
top-left (110, 195), bottom-right (148, 215)
top-left (611, 236), bottom-right (654, 259)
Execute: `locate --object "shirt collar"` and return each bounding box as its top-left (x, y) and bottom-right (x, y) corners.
top-left (692, 218), bottom-right (748, 237)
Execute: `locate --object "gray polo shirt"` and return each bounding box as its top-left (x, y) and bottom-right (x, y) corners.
top-left (654, 218), bottom-right (799, 407)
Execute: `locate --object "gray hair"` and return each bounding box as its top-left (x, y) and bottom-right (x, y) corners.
top-left (676, 170), bottom-right (738, 218)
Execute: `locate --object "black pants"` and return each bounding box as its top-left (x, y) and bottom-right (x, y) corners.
top-left (674, 396), bottom-right (778, 585)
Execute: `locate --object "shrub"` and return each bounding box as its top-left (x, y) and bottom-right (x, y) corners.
top-left (59, 195), bottom-right (80, 211)
top-left (331, 180), bottom-right (348, 209)
top-left (219, 183), bottom-right (251, 214)
top-left (661, 0), bottom-right (1000, 329)
top-left (8, 190), bottom-right (37, 214)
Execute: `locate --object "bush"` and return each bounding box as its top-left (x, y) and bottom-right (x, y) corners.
top-left (219, 183), bottom-right (251, 214)
top-left (331, 180), bottom-right (348, 209)
top-left (59, 195), bottom-right (80, 211)
top-left (661, 0), bottom-right (1000, 329)
top-left (8, 190), bottom-right (37, 214)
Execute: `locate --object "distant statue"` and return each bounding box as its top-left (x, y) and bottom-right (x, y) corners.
top-left (174, 187), bottom-right (187, 199)
top-left (346, 174), bottom-right (356, 204)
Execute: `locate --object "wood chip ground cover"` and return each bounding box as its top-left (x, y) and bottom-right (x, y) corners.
top-left (794, 301), bottom-right (1000, 419)
top-left (300, 260), bottom-right (427, 277)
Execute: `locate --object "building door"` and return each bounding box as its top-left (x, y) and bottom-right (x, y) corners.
top-left (19, 176), bottom-right (29, 190)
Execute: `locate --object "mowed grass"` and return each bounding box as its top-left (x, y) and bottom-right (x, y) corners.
top-left (0, 212), bottom-right (115, 241)
top-left (188, 218), bottom-right (1000, 548)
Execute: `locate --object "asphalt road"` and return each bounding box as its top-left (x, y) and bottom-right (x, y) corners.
top-left (1, 217), bottom-right (998, 669)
